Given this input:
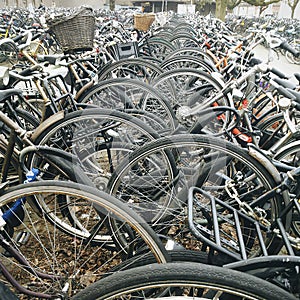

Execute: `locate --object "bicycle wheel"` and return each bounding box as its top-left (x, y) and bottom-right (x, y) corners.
top-left (286, 48), bottom-right (300, 65)
top-left (13, 108), bottom-right (40, 131)
top-left (121, 109), bottom-right (173, 136)
top-left (97, 57), bottom-right (164, 82)
top-left (139, 37), bottom-right (176, 61)
top-left (173, 23), bottom-right (198, 36)
top-left (26, 41), bottom-right (48, 57)
top-left (169, 33), bottom-right (201, 48)
top-left (28, 108), bottom-right (162, 236)
top-left (257, 111), bottom-right (300, 151)
top-left (273, 141), bottom-right (300, 237)
top-left (77, 78), bottom-right (177, 130)
top-left (0, 180), bottom-right (169, 298)
top-left (0, 39), bottom-right (19, 65)
top-left (108, 249), bottom-right (210, 273)
top-left (160, 55), bottom-right (217, 73)
top-left (0, 90), bottom-right (40, 131)
top-left (273, 140), bottom-right (300, 166)
top-left (164, 47), bottom-right (214, 63)
top-left (72, 262), bottom-right (296, 300)
top-left (151, 68), bottom-right (227, 110)
top-left (107, 134), bottom-right (285, 258)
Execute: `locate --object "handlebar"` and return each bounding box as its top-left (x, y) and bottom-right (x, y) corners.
top-left (36, 54), bottom-right (68, 65)
top-left (251, 63), bottom-right (289, 79)
top-left (270, 67), bottom-right (288, 79)
top-left (280, 41), bottom-right (299, 57)
top-left (9, 29), bottom-right (33, 50)
top-left (9, 64), bottom-right (44, 81)
top-left (17, 30), bottom-right (33, 50)
top-left (276, 86), bottom-right (296, 101)
top-left (18, 64), bottom-right (43, 76)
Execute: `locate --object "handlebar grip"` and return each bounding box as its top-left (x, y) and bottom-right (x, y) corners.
top-left (276, 86), bottom-right (296, 100)
top-left (292, 101), bottom-right (300, 111)
top-left (12, 34), bottom-right (24, 43)
top-left (248, 57), bottom-right (262, 66)
top-left (19, 68), bottom-right (33, 77)
top-left (280, 41), bottom-right (300, 57)
top-left (294, 73), bottom-right (300, 84)
top-left (32, 32), bottom-right (42, 40)
top-left (18, 65), bottom-right (41, 76)
top-left (287, 88), bottom-right (300, 103)
top-left (270, 67), bottom-right (288, 79)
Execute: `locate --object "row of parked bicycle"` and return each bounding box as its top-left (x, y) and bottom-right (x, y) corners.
top-left (225, 13), bottom-right (300, 64)
top-left (225, 13), bottom-right (300, 38)
top-left (0, 5), bottom-right (300, 299)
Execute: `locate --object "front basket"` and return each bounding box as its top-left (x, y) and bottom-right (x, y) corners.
top-left (134, 13), bottom-right (155, 32)
top-left (48, 7), bottom-right (95, 53)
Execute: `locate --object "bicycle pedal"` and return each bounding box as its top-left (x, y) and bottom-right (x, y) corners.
top-left (14, 231), bottom-right (30, 245)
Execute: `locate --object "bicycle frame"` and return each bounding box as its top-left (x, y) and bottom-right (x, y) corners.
top-left (0, 108), bottom-right (71, 186)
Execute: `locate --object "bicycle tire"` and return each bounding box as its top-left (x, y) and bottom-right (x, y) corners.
top-left (286, 50), bottom-right (300, 65)
top-left (0, 39), bottom-right (18, 65)
top-left (273, 140), bottom-right (300, 166)
top-left (72, 262), bottom-right (296, 300)
top-left (14, 108), bottom-right (40, 130)
top-left (139, 37), bottom-right (176, 61)
top-left (120, 109), bottom-right (173, 136)
top-left (164, 46), bottom-right (214, 63)
top-left (108, 249), bottom-right (211, 273)
top-left (173, 22), bottom-right (197, 32)
top-left (169, 33), bottom-right (201, 48)
top-left (77, 78), bottom-right (177, 130)
top-left (32, 107), bottom-right (161, 160)
top-left (159, 55), bottom-right (218, 73)
top-left (97, 57), bottom-right (164, 82)
top-left (151, 68), bottom-right (227, 109)
top-left (27, 41), bottom-right (48, 57)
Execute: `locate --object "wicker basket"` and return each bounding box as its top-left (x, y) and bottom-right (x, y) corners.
top-left (134, 13), bottom-right (155, 32)
top-left (47, 7), bottom-right (95, 53)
